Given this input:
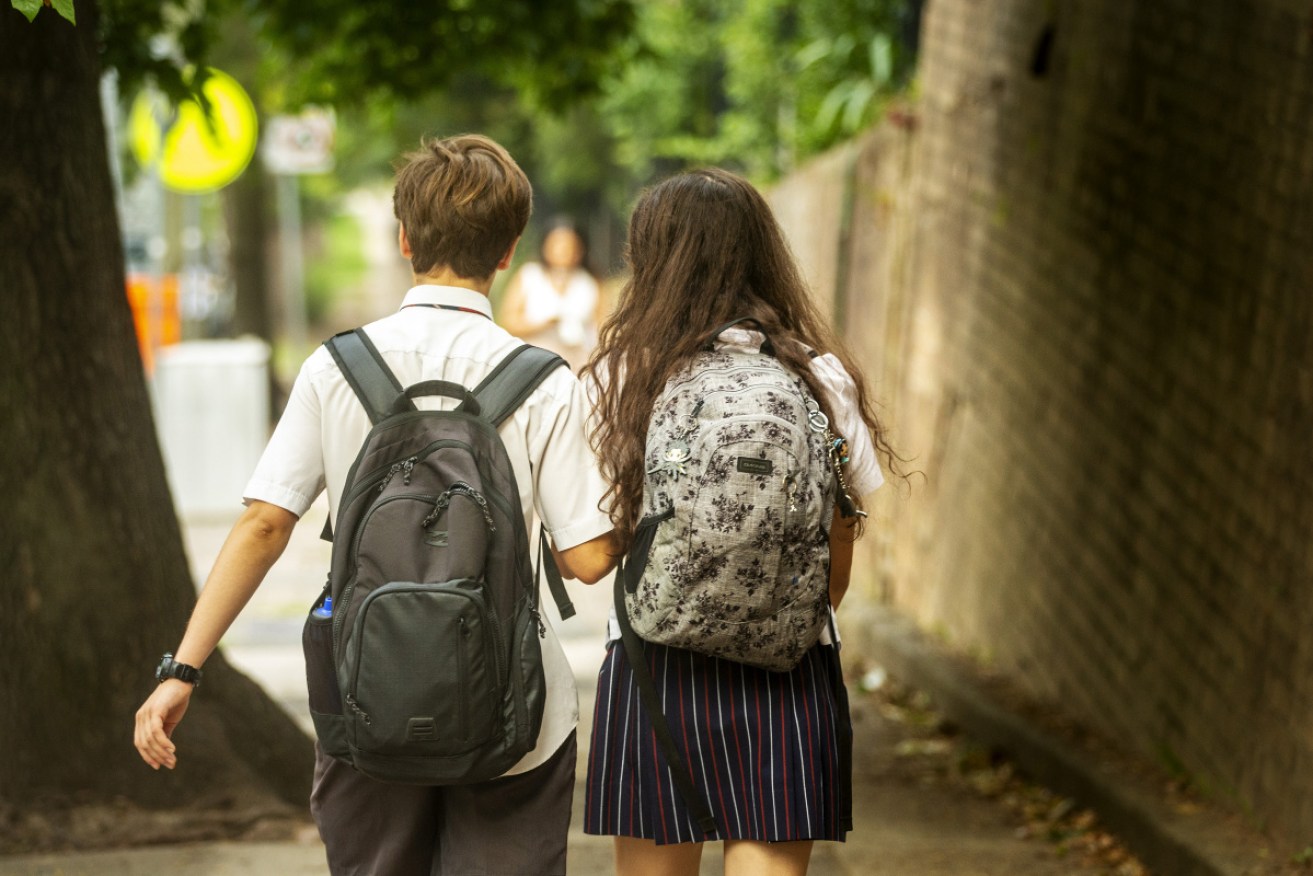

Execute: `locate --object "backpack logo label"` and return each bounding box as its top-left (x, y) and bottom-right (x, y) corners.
top-left (736, 457), bottom-right (774, 475)
top-left (407, 717), bottom-right (438, 741)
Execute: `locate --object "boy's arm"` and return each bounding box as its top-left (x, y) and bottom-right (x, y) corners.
top-left (554, 530), bottom-right (618, 584)
top-left (829, 507), bottom-right (858, 609)
top-left (133, 501), bottom-right (298, 770)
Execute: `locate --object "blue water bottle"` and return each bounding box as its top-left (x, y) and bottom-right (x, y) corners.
top-left (313, 595), bottom-right (333, 619)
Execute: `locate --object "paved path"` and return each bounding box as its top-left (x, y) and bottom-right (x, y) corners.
top-left (0, 502), bottom-right (1112, 875)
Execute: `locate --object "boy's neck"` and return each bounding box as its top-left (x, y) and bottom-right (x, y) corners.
top-left (412, 267), bottom-right (493, 297)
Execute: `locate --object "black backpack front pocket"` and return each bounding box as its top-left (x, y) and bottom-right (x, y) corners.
top-left (343, 582), bottom-right (502, 758)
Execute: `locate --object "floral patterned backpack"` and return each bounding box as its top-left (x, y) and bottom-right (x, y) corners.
top-left (617, 321), bottom-right (846, 673)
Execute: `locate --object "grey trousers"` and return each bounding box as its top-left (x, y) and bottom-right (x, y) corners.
top-left (311, 732), bottom-right (577, 876)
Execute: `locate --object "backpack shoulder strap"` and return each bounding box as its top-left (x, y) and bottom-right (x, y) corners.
top-left (703, 317), bottom-right (777, 357)
top-left (467, 344), bottom-right (575, 619)
top-left (320, 329), bottom-right (414, 542)
top-left (324, 328), bottom-right (414, 425)
top-left (614, 550), bottom-right (720, 837)
top-left (466, 344), bottom-right (567, 427)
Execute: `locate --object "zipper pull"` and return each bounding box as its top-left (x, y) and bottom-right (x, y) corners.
top-left (401, 457), bottom-right (417, 486)
top-left (471, 491), bottom-right (496, 532)
top-left (378, 461), bottom-right (403, 492)
top-left (346, 694), bottom-right (372, 725)
top-left (531, 608), bottom-right (546, 638)
top-left (421, 491), bottom-right (452, 529)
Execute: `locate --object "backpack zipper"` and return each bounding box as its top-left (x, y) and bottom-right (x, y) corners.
top-left (345, 693), bottom-right (372, 725)
top-left (457, 616), bottom-right (470, 738)
top-left (421, 482), bottom-right (496, 531)
top-left (334, 493), bottom-right (439, 651)
top-left (378, 456), bottom-right (419, 492)
top-left (342, 438), bottom-right (517, 525)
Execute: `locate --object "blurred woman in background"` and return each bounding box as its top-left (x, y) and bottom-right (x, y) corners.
top-left (500, 219), bottom-right (603, 370)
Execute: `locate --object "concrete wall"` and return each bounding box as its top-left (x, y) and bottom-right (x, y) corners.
top-left (771, 0), bottom-right (1313, 843)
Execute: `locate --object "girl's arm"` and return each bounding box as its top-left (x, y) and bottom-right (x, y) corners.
top-left (829, 507), bottom-right (858, 608)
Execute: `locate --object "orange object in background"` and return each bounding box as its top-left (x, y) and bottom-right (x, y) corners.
top-left (126, 273), bottom-right (180, 374)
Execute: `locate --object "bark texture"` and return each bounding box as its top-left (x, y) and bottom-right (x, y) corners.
top-left (0, 0), bottom-right (312, 819)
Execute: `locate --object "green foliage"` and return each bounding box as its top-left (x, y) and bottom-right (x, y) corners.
top-left (238, 0), bottom-right (635, 111)
top-left (10, 0), bottom-right (75, 24)
top-left (593, 0), bottom-right (917, 183)
top-left (305, 211), bottom-right (367, 324)
top-left (82, 0), bottom-right (919, 289)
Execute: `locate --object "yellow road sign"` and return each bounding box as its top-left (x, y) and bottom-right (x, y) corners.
top-left (129, 68), bottom-right (258, 194)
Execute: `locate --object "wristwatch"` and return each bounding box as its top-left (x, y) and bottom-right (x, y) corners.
top-left (156, 653), bottom-right (203, 687)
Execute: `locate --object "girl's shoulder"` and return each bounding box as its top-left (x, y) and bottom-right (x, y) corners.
top-left (806, 352), bottom-right (885, 496)
top-left (807, 350), bottom-right (860, 398)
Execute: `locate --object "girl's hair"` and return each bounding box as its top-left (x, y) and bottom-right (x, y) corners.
top-left (582, 167), bottom-right (898, 549)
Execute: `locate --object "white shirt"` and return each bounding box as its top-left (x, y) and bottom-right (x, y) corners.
top-left (598, 327), bottom-right (884, 643)
top-left (513, 262), bottom-right (600, 370)
top-left (244, 284), bottom-right (613, 775)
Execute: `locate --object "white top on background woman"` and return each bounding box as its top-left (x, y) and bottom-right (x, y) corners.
top-left (500, 223), bottom-right (602, 370)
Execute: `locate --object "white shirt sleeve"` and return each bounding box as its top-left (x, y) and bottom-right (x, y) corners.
top-left (242, 357), bottom-right (327, 517)
top-left (527, 372), bottom-right (614, 550)
top-left (809, 353), bottom-right (884, 497)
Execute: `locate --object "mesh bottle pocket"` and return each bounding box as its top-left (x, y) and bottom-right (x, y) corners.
top-left (303, 590), bottom-right (343, 716)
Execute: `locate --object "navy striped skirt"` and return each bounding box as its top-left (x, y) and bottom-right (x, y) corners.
top-left (584, 639), bottom-right (852, 845)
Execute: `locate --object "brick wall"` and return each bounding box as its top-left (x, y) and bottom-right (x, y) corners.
top-left (773, 0), bottom-right (1313, 843)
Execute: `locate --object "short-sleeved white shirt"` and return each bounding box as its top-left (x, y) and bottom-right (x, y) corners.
top-left (243, 284), bottom-right (613, 775)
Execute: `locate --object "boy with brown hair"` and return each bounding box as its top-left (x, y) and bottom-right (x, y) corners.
top-left (135, 134), bottom-right (616, 875)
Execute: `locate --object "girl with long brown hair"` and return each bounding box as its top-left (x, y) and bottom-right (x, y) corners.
top-left (581, 168), bottom-right (894, 875)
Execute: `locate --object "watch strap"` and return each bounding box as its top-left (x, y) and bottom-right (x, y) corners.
top-left (157, 653), bottom-right (203, 687)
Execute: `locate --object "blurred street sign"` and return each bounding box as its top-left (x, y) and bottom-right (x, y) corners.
top-left (128, 68), bottom-right (258, 193)
top-left (262, 109), bottom-right (336, 175)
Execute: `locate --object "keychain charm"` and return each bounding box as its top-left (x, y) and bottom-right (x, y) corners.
top-left (809, 400), bottom-right (867, 519)
top-left (648, 407), bottom-right (699, 480)
top-left (806, 400), bottom-right (830, 433)
top-left (648, 442), bottom-right (692, 479)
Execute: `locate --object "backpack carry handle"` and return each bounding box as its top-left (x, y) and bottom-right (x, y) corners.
top-left (704, 317), bottom-right (777, 357)
top-left (388, 381), bottom-right (482, 416)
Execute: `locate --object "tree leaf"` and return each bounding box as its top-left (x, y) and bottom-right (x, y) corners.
top-left (816, 83), bottom-right (852, 133)
top-left (869, 34), bottom-right (893, 84)
top-left (795, 37), bottom-right (832, 71)
top-left (10, 0), bottom-right (43, 23)
top-left (50, 0), bottom-right (75, 24)
top-left (843, 80), bottom-right (877, 132)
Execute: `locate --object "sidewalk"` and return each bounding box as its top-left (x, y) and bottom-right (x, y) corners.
top-left (0, 502), bottom-right (1136, 875)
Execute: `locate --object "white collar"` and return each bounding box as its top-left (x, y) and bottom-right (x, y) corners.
top-left (399, 285), bottom-right (494, 318)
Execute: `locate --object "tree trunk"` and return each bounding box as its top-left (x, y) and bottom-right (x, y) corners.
top-left (226, 159), bottom-right (275, 342)
top-left (0, 0), bottom-right (312, 843)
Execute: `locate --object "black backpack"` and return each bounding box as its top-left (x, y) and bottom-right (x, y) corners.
top-left (302, 328), bottom-right (573, 785)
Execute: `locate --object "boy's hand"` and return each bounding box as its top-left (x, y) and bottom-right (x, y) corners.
top-left (134, 679), bottom-right (194, 770)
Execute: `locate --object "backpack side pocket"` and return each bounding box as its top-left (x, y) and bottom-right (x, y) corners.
top-left (303, 589), bottom-right (348, 757)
